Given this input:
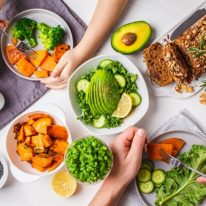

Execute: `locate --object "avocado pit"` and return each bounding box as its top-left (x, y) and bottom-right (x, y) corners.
top-left (121, 32), bottom-right (137, 46)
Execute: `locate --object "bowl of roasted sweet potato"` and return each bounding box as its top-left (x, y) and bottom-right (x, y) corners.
top-left (6, 112), bottom-right (71, 177)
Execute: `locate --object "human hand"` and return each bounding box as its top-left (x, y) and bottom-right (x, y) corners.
top-left (108, 127), bottom-right (148, 186)
top-left (196, 177), bottom-right (206, 184)
top-left (40, 48), bottom-right (81, 89)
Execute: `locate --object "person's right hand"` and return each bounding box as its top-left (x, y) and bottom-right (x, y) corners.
top-left (108, 127), bottom-right (148, 186)
top-left (196, 177), bottom-right (206, 183)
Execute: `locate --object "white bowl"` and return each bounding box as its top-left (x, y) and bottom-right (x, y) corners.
top-left (6, 110), bottom-right (72, 182)
top-left (0, 155), bottom-right (9, 189)
top-left (68, 54), bottom-right (149, 136)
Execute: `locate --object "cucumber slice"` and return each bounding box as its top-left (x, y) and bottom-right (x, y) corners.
top-left (114, 75), bottom-right (126, 88)
top-left (155, 183), bottom-right (162, 188)
top-left (77, 79), bottom-right (90, 93)
top-left (138, 181), bottom-right (154, 194)
top-left (137, 168), bottom-right (151, 183)
top-left (152, 169), bottom-right (166, 184)
top-left (141, 160), bottom-right (154, 171)
top-left (99, 59), bottom-right (113, 68)
top-left (129, 93), bottom-right (142, 106)
top-left (93, 115), bottom-right (106, 128)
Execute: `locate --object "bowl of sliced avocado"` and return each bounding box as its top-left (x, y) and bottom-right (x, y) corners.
top-left (67, 54), bottom-right (149, 135)
top-left (111, 21), bottom-right (152, 54)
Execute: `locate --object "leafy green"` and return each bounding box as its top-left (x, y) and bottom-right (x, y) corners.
top-left (155, 145), bottom-right (206, 206)
top-left (76, 60), bottom-right (138, 128)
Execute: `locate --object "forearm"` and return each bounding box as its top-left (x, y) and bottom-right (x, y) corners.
top-left (89, 177), bottom-right (128, 206)
top-left (75, 0), bottom-right (128, 62)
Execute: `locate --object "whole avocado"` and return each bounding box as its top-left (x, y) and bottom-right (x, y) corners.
top-left (111, 21), bottom-right (152, 54)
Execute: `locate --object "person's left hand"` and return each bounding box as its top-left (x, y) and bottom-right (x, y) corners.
top-left (40, 48), bottom-right (81, 89)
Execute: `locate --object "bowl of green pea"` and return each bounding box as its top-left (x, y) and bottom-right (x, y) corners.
top-left (65, 136), bottom-right (113, 183)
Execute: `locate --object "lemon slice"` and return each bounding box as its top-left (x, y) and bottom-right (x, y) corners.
top-left (51, 171), bottom-right (77, 197)
top-left (112, 93), bottom-right (132, 118)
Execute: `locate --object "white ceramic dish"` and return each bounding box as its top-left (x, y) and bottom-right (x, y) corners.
top-left (135, 130), bottom-right (206, 206)
top-left (1, 9), bottom-right (73, 81)
top-left (6, 104), bottom-right (72, 183)
top-left (0, 155), bottom-right (9, 189)
top-left (142, 2), bottom-right (206, 99)
top-left (68, 54), bottom-right (149, 136)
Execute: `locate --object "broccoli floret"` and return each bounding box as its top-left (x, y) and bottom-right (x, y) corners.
top-left (11, 18), bottom-right (38, 48)
top-left (37, 23), bottom-right (64, 50)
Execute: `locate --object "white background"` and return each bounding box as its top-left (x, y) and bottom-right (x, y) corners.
top-left (0, 0), bottom-right (206, 205)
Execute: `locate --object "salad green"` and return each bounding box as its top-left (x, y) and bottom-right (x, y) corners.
top-left (155, 144), bottom-right (206, 206)
top-left (65, 136), bottom-right (113, 183)
top-left (76, 59), bottom-right (141, 128)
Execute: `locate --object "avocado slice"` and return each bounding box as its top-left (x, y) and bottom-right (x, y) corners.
top-left (93, 77), bottom-right (108, 114)
top-left (111, 21), bottom-right (152, 54)
top-left (99, 70), bottom-right (120, 114)
top-left (87, 69), bottom-right (121, 115)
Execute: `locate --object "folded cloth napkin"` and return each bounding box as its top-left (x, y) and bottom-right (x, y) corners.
top-left (0, 0), bottom-right (86, 129)
top-left (122, 109), bottom-right (206, 206)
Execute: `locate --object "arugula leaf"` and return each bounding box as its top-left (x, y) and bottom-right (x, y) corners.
top-left (155, 145), bottom-right (206, 206)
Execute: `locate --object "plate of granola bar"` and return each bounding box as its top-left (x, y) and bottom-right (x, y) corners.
top-left (143, 2), bottom-right (206, 98)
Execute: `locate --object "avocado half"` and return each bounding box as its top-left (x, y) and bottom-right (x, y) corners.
top-left (111, 21), bottom-right (152, 55)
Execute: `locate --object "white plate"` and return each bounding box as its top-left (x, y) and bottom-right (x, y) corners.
top-left (68, 54), bottom-right (149, 136)
top-left (1, 9), bottom-right (73, 81)
top-left (136, 130), bottom-right (206, 206)
top-left (142, 2), bottom-right (206, 99)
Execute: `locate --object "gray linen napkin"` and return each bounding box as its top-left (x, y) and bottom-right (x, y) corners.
top-left (0, 0), bottom-right (86, 129)
top-left (123, 109), bottom-right (206, 206)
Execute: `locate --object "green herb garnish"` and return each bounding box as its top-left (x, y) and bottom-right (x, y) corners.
top-left (189, 36), bottom-right (206, 58)
top-left (200, 80), bottom-right (206, 92)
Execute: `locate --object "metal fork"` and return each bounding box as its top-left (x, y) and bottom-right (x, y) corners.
top-left (0, 28), bottom-right (37, 60)
top-left (159, 149), bottom-right (206, 178)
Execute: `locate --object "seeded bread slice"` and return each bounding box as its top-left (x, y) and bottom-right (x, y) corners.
top-left (174, 15), bottom-right (206, 79)
top-left (143, 43), bottom-right (173, 86)
top-left (164, 43), bottom-right (192, 84)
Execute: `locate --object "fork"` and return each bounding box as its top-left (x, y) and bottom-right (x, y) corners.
top-left (159, 149), bottom-right (206, 178)
top-left (0, 28), bottom-right (37, 60)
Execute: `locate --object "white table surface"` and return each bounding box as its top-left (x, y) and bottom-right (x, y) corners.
top-left (0, 0), bottom-right (206, 205)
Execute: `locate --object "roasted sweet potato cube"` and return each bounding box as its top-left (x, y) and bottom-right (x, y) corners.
top-left (53, 154), bottom-right (64, 162)
top-left (17, 143), bottom-right (34, 161)
top-left (47, 125), bottom-right (68, 140)
top-left (31, 134), bottom-right (45, 153)
top-left (16, 125), bottom-right (25, 143)
top-left (29, 113), bottom-right (53, 121)
top-left (32, 163), bottom-right (47, 172)
top-left (27, 118), bottom-right (35, 125)
top-left (48, 160), bottom-right (62, 172)
top-left (42, 135), bottom-right (53, 147)
top-left (33, 117), bottom-right (53, 134)
top-left (24, 124), bottom-right (36, 136)
top-left (50, 140), bottom-right (68, 154)
top-left (25, 136), bottom-right (31, 146)
top-left (31, 154), bottom-right (52, 168)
